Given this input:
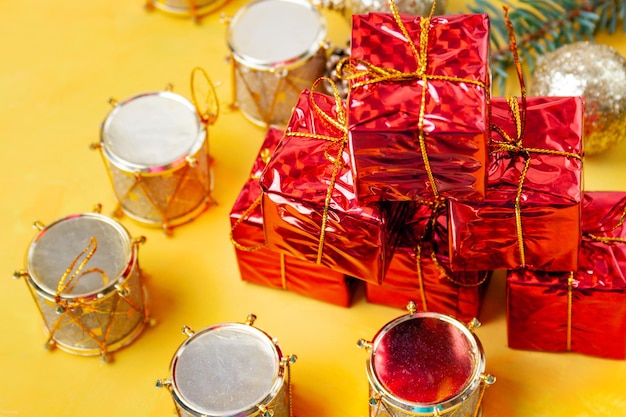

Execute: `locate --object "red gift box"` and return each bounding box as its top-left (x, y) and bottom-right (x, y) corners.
top-left (259, 84), bottom-right (408, 285)
top-left (344, 11), bottom-right (490, 204)
top-left (506, 192), bottom-right (626, 359)
top-left (229, 126), bottom-right (356, 307)
top-left (366, 202), bottom-right (491, 322)
top-left (449, 96), bottom-right (584, 271)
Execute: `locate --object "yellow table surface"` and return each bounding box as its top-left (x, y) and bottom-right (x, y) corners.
top-left (3, 1), bottom-right (626, 416)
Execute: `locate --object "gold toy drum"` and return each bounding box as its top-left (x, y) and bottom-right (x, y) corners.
top-left (157, 315), bottom-right (297, 417)
top-left (95, 86), bottom-right (215, 233)
top-left (358, 302), bottom-right (495, 417)
top-left (13, 209), bottom-right (149, 362)
top-left (145, 0), bottom-right (228, 22)
top-left (226, 0), bottom-right (328, 126)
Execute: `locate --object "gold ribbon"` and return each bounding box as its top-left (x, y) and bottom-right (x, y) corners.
top-left (279, 253), bottom-right (288, 290)
top-left (566, 271), bottom-right (574, 351)
top-left (190, 66), bottom-right (219, 126)
top-left (490, 7), bottom-right (583, 268)
top-left (336, 0), bottom-right (487, 199)
top-left (230, 147), bottom-right (273, 252)
top-left (284, 77), bottom-right (348, 265)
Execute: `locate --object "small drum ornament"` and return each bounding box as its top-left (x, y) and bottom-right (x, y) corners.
top-left (94, 71), bottom-right (217, 233)
top-left (13, 208), bottom-right (150, 362)
top-left (157, 314), bottom-right (297, 417)
top-left (226, 0), bottom-right (328, 126)
top-left (359, 302), bottom-right (495, 417)
top-left (145, 0), bottom-right (228, 22)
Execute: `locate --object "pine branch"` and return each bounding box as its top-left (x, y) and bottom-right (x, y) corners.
top-left (464, 0), bottom-right (626, 94)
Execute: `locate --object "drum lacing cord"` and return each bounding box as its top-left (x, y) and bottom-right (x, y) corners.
top-left (48, 236), bottom-right (147, 362)
top-left (48, 236), bottom-right (113, 360)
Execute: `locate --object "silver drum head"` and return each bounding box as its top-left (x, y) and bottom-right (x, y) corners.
top-left (101, 91), bottom-right (205, 171)
top-left (172, 323), bottom-right (282, 416)
top-left (27, 213), bottom-right (132, 298)
top-left (227, 0), bottom-right (326, 69)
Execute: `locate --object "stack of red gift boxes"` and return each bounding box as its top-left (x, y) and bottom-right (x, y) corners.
top-left (229, 5), bottom-right (626, 359)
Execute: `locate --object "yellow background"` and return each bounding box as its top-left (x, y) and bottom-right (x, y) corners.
top-left (2, 1), bottom-right (626, 416)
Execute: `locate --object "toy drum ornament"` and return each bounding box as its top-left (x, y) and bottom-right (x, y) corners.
top-left (145, 0), bottom-right (228, 22)
top-left (358, 302), bottom-right (495, 417)
top-left (226, 0), bottom-right (328, 126)
top-left (94, 73), bottom-right (217, 233)
top-left (157, 314), bottom-right (297, 417)
top-left (13, 209), bottom-right (150, 362)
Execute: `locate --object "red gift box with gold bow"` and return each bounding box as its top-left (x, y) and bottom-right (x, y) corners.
top-left (259, 82), bottom-right (409, 285)
top-left (343, 10), bottom-right (490, 204)
top-left (448, 96), bottom-right (584, 271)
top-left (506, 192), bottom-right (626, 359)
top-left (366, 201), bottom-right (491, 322)
top-left (229, 126), bottom-right (356, 306)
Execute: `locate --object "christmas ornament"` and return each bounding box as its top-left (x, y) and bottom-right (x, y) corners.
top-left (530, 41), bottom-right (626, 155)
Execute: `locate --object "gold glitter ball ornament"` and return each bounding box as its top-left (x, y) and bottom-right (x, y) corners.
top-left (530, 41), bottom-right (626, 156)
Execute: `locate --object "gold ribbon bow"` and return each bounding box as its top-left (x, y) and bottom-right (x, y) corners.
top-left (336, 0), bottom-right (487, 199)
top-left (490, 7), bottom-right (582, 268)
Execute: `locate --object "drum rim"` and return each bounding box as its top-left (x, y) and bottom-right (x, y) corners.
top-left (45, 285), bottom-right (149, 357)
top-left (100, 90), bottom-right (207, 174)
top-left (25, 212), bottom-right (137, 300)
top-left (366, 311), bottom-right (486, 413)
top-left (169, 322), bottom-right (286, 416)
top-left (226, 0), bottom-right (327, 71)
top-left (149, 0), bottom-right (228, 16)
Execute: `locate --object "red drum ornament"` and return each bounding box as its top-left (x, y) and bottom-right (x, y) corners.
top-left (359, 302), bottom-right (495, 416)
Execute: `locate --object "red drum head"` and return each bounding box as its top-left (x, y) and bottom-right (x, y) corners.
top-left (371, 314), bottom-right (477, 405)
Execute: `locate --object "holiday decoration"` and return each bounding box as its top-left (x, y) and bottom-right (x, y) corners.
top-left (259, 81), bottom-right (409, 285)
top-left (530, 41), bottom-right (626, 155)
top-left (507, 192), bottom-right (626, 359)
top-left (340, 9), bottom-right (491, 204)
top-left (365, 202), bottom-right (491, 323)
top-left (229, 127), bottom-right (356, 307)
top-left (358, 302), bottom-right (495, 417)
top-left (468, 0), bottom-right (626, 93)
top-left (448, 96), bottom-right (584, 272)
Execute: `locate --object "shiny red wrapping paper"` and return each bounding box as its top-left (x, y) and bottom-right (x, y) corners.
top-left (259, 89), bottom-right (408, 285)
top-left (449, 96), bottom-right (584, 271)
top-left (507, 192), bottom-right (626, 359)
top-left (229, 127), bottom-right (356, 307)
top-left (366, 203), bottom-right (490, 322)
top-left (347, 12), bottom-right (490, 204)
